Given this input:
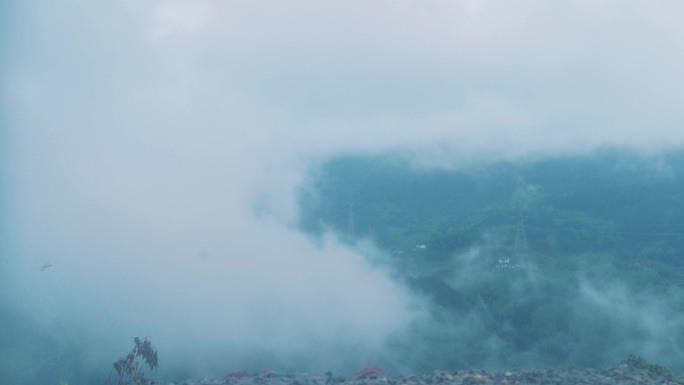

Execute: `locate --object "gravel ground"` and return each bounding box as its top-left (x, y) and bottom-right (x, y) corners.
top-left (160, 364), bottom-right (683, 385)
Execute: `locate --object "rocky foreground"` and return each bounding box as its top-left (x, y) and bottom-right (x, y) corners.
top-left (161, 364), bottom-right (683, 385)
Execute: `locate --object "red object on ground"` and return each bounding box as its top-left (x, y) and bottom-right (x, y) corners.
top-left (225, 371), bottom-right (251, 379)
top-left (352, 366), bottom-right (384, 379)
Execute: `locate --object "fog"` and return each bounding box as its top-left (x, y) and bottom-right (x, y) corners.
top-left (3, 0), bottom-right (684, 381)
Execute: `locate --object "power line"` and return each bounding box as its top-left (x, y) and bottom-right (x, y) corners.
top-left (524, 224), bottom-right (684, 236)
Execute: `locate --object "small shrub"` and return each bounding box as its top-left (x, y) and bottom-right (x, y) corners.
top-left (621, 354), bottom-right (672, 379)
top-left (111, 337), bottom-right (159, 385)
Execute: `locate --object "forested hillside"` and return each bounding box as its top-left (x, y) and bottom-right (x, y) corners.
top-left (298, 149), bottom-right (684, 374)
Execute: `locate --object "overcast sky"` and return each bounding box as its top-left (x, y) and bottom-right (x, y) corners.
top-left (3, 0), bottom-right (684, 375)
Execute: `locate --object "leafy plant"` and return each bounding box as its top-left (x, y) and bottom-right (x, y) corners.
top-left (111, 337), bottom-right (159, 385)
top-left (621, 354), bottom-right (672, 379)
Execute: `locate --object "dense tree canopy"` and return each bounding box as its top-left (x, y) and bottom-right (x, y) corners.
top-left (298, 149), bottom-right (684, 374)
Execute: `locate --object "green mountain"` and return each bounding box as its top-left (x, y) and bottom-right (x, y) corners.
top-left (297, 148), bottom-right (684, 373)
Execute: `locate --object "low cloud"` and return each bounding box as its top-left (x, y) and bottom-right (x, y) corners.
top-left (3, 0), bottom-right (684, 380)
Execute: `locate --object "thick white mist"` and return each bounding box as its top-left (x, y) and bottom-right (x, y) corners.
top-left (4, 0), bottom-right (684, 377)
top-left (1, 0), bottom-right (419, 375)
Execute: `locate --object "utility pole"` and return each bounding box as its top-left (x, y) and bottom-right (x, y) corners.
top-left (514, 177), bottom-right (530, 259)
top-left (498, 177), bottom-right (532, 270)
top-left (514, 200), bottom-right (529, 257)
top-left (348, 202), bottom-right (356, 237)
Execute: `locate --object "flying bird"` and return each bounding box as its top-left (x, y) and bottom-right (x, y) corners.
top-left (40, 263), bottom-right (52, 272)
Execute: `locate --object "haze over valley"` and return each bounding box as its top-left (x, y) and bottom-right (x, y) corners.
top-left (3, 1), bottom-right (684, 384)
